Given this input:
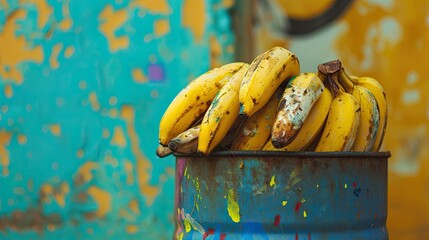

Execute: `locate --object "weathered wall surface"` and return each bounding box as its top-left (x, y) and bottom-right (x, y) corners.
top-left (256, 0), bottom-right (429, 239)
top-left (0, 0), bottom-right (234, 239)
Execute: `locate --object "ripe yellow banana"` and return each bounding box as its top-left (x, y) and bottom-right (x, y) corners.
top-left (156, 144), bottom-right (172, 158)
top-left (239, 47), bottom-right (300, 118)
top-left (168, 125), bottom-right (200, 154)
top-left (338, 69), bottom-right (380, 151)
top-left (349, 75), bottom-right (387, 151)
top-left (231, 87), bottom-right (283, 151)
top-left (315, 75), bottom-right (360, 152)
top-left (263, 87), bottom-right (332, 151)
top-left (159, 62), bottom-right (246, 146)
top-left (271, 72), bottom-right (324, 148)
top-left (198, 64), bottom-right (250, 154)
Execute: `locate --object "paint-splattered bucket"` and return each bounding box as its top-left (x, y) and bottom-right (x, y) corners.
top-left (173, 151), bottom-right (390, 240)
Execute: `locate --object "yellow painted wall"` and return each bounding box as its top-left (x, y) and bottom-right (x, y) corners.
top-left (255, 0), bottom-right (429, 239)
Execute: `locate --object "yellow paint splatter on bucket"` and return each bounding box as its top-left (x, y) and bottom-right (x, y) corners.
top-left (270, 175), bottom-right (276, 187)
top-left (227, 189), bottom-right (240, 223)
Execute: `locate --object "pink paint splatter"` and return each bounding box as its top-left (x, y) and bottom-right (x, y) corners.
top-left (274, 214), bottom-right (281, 226)
top-left (220, 233), bottom-right (227, 240)
top-left (295, 202), bottom-right (302, 212)
top-left (202, 228), bottom-right (215, 240)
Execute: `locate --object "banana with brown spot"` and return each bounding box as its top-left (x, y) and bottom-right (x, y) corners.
top-left (315, 75), bottom-right (360, 152)
top-left (198, 64), bottom-right (250, 154)
top-left (338, 68), bottom-right (380, 151)
top-left (167, 125), bottom-right (200, 154)
top-left (159, 62), bottom-right (246, 146)
top-left (264, 87), bottom-right (332, 151)
top-left (239, 47), bottom-right (300, 118)
top-left (231, 87), bottom-right (283, 151)
top-left (349, 75), bottom-right (387, 151)
top-left (271, 72), bottom-right (324, 148)
top-left (156, 144), bottom-right (172, 158)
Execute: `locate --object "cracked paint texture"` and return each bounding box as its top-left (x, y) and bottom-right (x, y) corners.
top-left (0, 0), bottom-right (234, 239)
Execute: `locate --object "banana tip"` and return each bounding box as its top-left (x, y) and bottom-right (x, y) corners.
top-left (238, 113), bottom-right (249, 121)
top-left (272, 139), bottom-right (286, 149)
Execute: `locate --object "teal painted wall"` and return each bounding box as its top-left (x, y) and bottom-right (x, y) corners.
top-left (0, 0), bottom-right (234, 239)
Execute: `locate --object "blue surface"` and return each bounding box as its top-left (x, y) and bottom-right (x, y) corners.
top-left (0, 0), bottom-right (234, 239)
top-left (174, 152), bottom-right (388, 240)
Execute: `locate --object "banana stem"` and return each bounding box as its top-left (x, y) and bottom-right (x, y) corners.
top-left (338, 68), bottom-right (355, 93)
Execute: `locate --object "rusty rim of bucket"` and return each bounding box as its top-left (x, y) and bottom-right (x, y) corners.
top-left (175, 151), bottom-right (391, 159)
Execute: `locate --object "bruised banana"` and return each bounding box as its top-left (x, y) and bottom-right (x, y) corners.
top-left (159, 62), bottom-right (246, 146)
top-left (271, 73), bottom-right (324, 148)
top-left (315, 76), bottom-right (360, 152)
top-left (198, 64), bottom-right (250, 154)
top-left (264, 87), bottom-right (332, 151)
top-left (167, 125), bottom-right (200, 154)
top-left (156, 144), bottom-right (172, 158)
top-left (338, 69), bottom-right (380, 151)
top-left (349, 75), bottom-right (387, 151)
top-left (239, 47), bottom-right (300, 118)
top-left (231, 87), bottom-right (283, 151)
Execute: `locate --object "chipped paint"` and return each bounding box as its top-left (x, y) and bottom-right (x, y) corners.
top-left (0, 0), bottom-right (234, 238)
top-left (87, 186), bottom-right (112, 217)
top-left (183, 0), bottom-right (206, 42)
top-left (98, 5), bottom-right (129, 52)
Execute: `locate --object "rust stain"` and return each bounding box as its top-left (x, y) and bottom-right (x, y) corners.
top-left (98, 5), bottom-right (129, 52)
top-left (0, 9), bottom-right (44, 84)
top-left (0, 131), bottom-right (12, 177)
top-left (120, 105), bottom-right (159, 206)
top-left (182, 0), bottom-right (206, 42)
top-left (0, 208), bottom-right (61, 232)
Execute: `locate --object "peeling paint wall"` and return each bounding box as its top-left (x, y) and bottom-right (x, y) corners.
top-left (253, 1), bottom-right (429, 239)
top-left (0, 0), bottom-right (234, 239)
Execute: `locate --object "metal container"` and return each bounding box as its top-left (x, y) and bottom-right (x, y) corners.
top-left (173, 151), bottom-right (390, 240)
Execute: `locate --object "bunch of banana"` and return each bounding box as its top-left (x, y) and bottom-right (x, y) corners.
top-left (158, 62), bottom-right (246, 146)
top-left (270, 72), bottom-right (325, 148)
top-left (157, 47), bottom-right (388, 156)
top-left (198, 64), bottom-right (250, 154)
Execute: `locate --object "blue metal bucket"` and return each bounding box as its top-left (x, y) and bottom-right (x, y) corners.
top-left (173, 151), bottom-right (390, 240)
